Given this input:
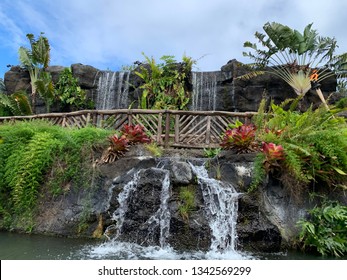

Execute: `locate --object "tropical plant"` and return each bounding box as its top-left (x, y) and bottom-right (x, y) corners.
top-left (135, 53), bottom-right (195, 110)
top-left (121, 124), bottom-right (151, 145)
top-left (178, 186), bottom-right (196, 221)
top-left (243, 22), bottom-right (347, 108)
top-left (262, 142), bottom-right (285, 167)
top-left (0, 91), bottom-right (32, 116)
top-left (297, 201), bottom-right (347, 257)
top-left (203, 147), bottom-right (221, 158)
top-left (220, 123), bottom-right (257, 153)
top-left (18, 33), bottom-right (51, 112)
top-left (35, 71), bottom-right (55, 112)
top-left (249, 98), bottom-right (347, 195)
top-left (100, 124), bottom-right (152, 163)
top-left (144, 142), bottom-right (163, 157)
top-left (54, 67), bottom-right (92, 111)
top-left (0, 120), bottom-right (111, 230)
top-left (101, 134), bottom-right (129, 163)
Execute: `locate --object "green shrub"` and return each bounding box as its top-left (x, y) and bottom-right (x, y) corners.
top-left (249, 98), bottom-right (347, 193)
top-left (0, 120), bottom-right (112, 230)
top-left (135, 53), bottom-right (194, 110)
top-left (298, 201), bottom-right (347, 257)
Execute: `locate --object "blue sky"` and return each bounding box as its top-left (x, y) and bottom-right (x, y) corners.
top-left (1, 0), bottom-right (347, 79)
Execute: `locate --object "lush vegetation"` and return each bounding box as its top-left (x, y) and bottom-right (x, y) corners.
top-left (0, 120), bottom-right (112, 231)
top-left (220, 98), bottom-right (347, 256)
top-left (222, 98), bottom-right (347, 197)
top-left (178, 186), bottom-right (196, 221)
top-left (54, 67), bottom-right (93, 111)
top-left (298, 200), bottom-right (347, 257)
top-left (0, 33), bottom-right (92, 117)
top-left (135, 53), bottom-right (195, 110)
top-left (0, 24), bottom-right (346, 257)
top-left (243, 22), bottom-right (347, 107)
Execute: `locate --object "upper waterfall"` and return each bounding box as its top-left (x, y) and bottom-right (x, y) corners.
top-left (190, 71), bottom-right (219, 111)
top-left (96, 71), bottom-right (130, 110)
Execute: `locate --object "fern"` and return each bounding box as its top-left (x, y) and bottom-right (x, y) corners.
top-left (250, 98), bottom-right (347, 193)
top-left (0, 120), bottom-right (112, 230)
top-left (298, 201), bottom-right (347, 257)
top-left (7, 132), bottom-right (60, 213)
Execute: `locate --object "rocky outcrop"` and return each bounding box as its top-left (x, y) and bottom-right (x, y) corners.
top-left (31, 146), bottom-right (285, 253)
top-left (3, 59), bottom-right (338, 113)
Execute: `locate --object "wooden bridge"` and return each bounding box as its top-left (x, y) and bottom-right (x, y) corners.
top-left (0, 109), bottom-right (256, 149)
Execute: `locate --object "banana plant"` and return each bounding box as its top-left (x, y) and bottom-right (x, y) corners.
top-left (18, 33), bottom-right (51, 112)
top-left (243, 22), bottom-right (346, 108)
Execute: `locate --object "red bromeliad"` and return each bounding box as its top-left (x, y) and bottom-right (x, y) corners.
top-left (121, 124), bottom-right (151, 145)
top-left (101, 134), bottom-right (130, 163)
top-left (109, 134), bottom-right (130, 152)
top-left (262, 142), bottom-right (285, 162)
top-left (221, 124), bottom-right (257, 152)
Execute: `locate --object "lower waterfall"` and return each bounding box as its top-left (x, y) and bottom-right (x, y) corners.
top-left (189, 163), bottom-right (239, 254)
top-left (77, 162), bottom-right (251, 260)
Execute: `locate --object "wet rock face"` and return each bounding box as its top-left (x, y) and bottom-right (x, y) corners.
top-left (34, 144), bottom-right (342, 255)
top-left (30, 150), bottom-right (287, 253)
top-left (106, 161), bottom-right (212, 250)
top-left (237, 194), bottom-right (282, 253)
top-left (109, 168), bottom-right (170, 246)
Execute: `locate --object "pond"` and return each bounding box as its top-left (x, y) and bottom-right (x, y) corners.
top-left (0, 231), bottom-right (341, 260)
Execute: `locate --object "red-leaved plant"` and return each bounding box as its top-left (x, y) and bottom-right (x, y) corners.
top-left (101, 124), bottom-right (152, 163)
top-left (101, 134), bottom-right (130, 163)
top-left (220, 124), bottom-right (257, 153)
top-left (121, 124), bottom-right (151, 145)
top-left (261, 142), bottom-right (285, 171)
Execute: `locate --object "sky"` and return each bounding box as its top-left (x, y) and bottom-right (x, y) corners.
top-left (0, 0), bottom-right (347, 79)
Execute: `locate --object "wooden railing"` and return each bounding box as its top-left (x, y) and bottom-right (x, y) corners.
top-left (0, 109), bottom-right (257, 148)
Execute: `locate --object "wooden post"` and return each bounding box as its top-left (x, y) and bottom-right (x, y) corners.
top-left (157, 113), bottom-right (163, 144)
top-left (86, 112), bottom-right (91, 126)
top-left (99, 113), bottom-right (103, 128)
top-left (174, 114), bottom-right (180, 144)
top-left (127, 110), bottom-right (133, 125)
top-left (92, 112), bottom-right (97, 127)
top-left (205, 116), bottom-right (211, 145)
top-left (62, 114), bottom-right (66, 127)
top-left (164, 111), bottom-right (170, 148)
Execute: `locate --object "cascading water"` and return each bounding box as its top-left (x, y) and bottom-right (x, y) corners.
top-left (191, 72), bottom-right (218, 111)
top-left (189, 162), bottom-right (240, 255)
top-left (76, 161), bottom-right (251, 260)
top-left (96, 71), bottom-right (130, 110)
top-left (142, 170), bottom-right (171, 247)
top-left (111, 170), bottom-right (140, 240)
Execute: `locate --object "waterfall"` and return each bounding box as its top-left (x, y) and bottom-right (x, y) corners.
top-left (191, 72), bottom-right (218, 111)
top-left (86, 161), bottom-right (249, 260)
top-left (96, 71), bottom-right (130, 110)
top-left (107, 168), bottom-right (171, 247)
top-left (111, 171), bottom-right (140, 239)
top-left (189, 162), bottom-right (240, 253)
top-left (143, 170), bottom-right (171, 247)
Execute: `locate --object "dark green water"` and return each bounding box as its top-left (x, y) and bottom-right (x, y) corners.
top-left (0, 231), bottom-right (344, 260)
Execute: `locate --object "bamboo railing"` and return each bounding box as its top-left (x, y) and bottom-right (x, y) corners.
top-left (0, 109), bottom-right (257, 148)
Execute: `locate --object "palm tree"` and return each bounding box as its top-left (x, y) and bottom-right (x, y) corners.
top-left (18, 33), bottom-right (51, 112)
top-left (243, 22), bottom-right (346, 109)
